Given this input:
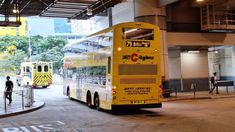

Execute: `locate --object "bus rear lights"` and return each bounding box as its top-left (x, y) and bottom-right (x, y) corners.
top-left (118, 47), bottom-right (122, 51)
top-left (159, 85), bottom-right (163, 96)
top-left (112, 90), bottom-right (117, 95)
top-left (112, 86), bottom-right (117, 95)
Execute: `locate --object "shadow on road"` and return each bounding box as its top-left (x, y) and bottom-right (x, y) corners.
top-left (105, 109), bottom-right (161, 116)
top-left (69, 98), bottom-right (162, 116)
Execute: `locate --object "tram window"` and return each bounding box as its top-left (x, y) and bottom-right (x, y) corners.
top-left (38, 65), bottom-right (42, 72)
top-left (26, 66), bottom-right (30, 72)
top-left (122, 28), bottom-right (154, 40)
top-left (44, 65), bottom-right (49, 72)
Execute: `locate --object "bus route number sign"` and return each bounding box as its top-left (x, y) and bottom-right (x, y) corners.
top-left (126, 41), bottom-right (150, 47)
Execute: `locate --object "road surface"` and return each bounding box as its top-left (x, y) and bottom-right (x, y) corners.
top-left (0, 84), bottom-right (235, 132)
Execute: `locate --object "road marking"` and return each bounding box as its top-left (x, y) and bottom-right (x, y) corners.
top-left (1, 121), bottom-right (65, 132)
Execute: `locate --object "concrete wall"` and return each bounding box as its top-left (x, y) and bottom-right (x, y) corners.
top-left (167, 32), bottom-right (235, 46)
top-left (91, 0), bottom-right (134, 32)
top-left (219, 48), bottom-right (233, 79)
top-left (231, 47), bottom-right (235, 80)
top-left (91, 16), bottom-right (109, 32)
top-left (134, 0), bottom-right (163, 17)
top-left (112, 0), bottom-right (134, 25)
top-left (166, 0), bottom-right (200, 32)
top-left (180, 51), bottom-right (209, 91)
top-left (168, 48), bottom-right (182, 91)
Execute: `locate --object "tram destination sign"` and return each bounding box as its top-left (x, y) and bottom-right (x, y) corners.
top-left (126, 40), bottom-right (150, 47)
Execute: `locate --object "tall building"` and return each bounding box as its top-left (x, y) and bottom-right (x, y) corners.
top-left (70, 20), bottom-right (96, 35)
top-left (27, 17), bottom-right (55, 37)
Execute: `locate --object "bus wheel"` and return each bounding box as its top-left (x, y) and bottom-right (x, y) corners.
top-left (94, 93), bottom-right (100, 111)
top-left (86, 92), bottom-right (92, 108)
top-left (42, 86), bottom-right (47, 88)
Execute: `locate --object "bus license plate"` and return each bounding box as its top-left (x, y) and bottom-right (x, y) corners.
top-left (133, 101), bottom-right (144, 104)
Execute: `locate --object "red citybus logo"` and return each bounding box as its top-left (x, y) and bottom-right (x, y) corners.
top-left (131, 53), bottom-right (138, 62)
top-left (122, 53), bottom-right (154, 62)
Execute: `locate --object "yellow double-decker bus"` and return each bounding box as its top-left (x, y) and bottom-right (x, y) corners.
top-left (63, 22), bottom-right (162, 110)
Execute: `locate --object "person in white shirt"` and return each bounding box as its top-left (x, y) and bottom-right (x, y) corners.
top-left (209, 72), bottom-right (219, 94)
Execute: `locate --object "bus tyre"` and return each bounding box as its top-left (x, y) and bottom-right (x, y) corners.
top-left (42, 86), bottom-right (47, 88)
top-left (94, 93), bottom-right (100, 111)
top-left (86, 92), bottom-right (92, 108)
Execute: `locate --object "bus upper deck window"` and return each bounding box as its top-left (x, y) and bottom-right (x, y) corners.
top-left (44, 65), bottom-right (49, 72)
top-left (38, 65), bottom-right (42, 72)
top-left (122, 28), bottom-right (154, 40)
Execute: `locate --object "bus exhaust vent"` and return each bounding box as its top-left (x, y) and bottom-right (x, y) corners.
top-left (119, 64), bottom-right (157, 75)
top-left (120, 78), bottom-right (156, 84)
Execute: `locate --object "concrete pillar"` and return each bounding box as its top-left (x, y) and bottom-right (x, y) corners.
top-left (134, 0), bottom-right (169, 89)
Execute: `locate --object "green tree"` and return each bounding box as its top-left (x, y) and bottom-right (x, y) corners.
top-left (9, 50), bottom-right (27, 69)
top-left (31, 47), bottom-right (64, 72)
top-left (0, 35), bottom-right (67, 75)
top-left (30, 36), bottom-right (66, 72)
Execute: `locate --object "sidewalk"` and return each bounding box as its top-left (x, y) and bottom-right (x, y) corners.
top-left (163, 90), bottom-right (235, 102)
top-left (0, 91), bottom-right (45, 118)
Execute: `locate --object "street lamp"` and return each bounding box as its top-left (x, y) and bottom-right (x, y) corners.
top-left (28, 24), bottom-right (31, 62)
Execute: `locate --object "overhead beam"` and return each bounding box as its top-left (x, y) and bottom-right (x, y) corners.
top-left (59, 0), bottom-right (97, 4)
top-left (158, 0), bottom-right (181, 7)
top-left (72, 0), bottom-right (122, 19)
top-left (49, 6), bottom-right (84, 10)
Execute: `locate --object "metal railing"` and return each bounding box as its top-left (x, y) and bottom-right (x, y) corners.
top-left (0, 86), bottom-right (34, 113)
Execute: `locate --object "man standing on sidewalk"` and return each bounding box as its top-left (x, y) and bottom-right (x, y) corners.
top-left (209, 72), bottom-right (219, 94)
top-left (5, 76), bottom-right (14, 105)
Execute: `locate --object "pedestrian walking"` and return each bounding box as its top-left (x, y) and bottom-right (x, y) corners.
top-left (209, 72), bottom-right (219, 94)
top-left (4, 76), bottom-right (14, 105)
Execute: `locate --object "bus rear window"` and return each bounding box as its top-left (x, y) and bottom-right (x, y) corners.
top-left (119, 64), bottom-right (157, 75)
top-left (122, 28), bottom-right (154, 40)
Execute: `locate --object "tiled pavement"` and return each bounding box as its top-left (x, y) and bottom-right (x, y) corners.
top-left (0, 90), bottom-right (44, 118)
top-left (163, 87), bottom-right (235, 101)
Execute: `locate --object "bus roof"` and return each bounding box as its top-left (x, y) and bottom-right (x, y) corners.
top-left (64, 22), bottom-right (157, 48)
